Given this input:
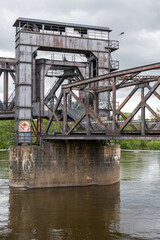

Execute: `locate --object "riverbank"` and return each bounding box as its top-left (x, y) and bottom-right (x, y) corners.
top-left (119, 140), bottom-right (160, 150)
top-left (122, 149), bottom-right (160, 153)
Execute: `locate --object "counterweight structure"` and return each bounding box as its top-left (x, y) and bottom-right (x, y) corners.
top-left (13, 17), bottom-right (119, 143)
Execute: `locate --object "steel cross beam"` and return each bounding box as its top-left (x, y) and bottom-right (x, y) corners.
top-left (62, 62), bottom-right (160, 89)
top-left (93, 76), bottom-right (160, 93)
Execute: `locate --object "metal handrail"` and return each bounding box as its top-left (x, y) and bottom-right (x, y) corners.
top-left (51, 52), bottom-right (86, 63)
top-left (108, 40), bottom-right (119, 49)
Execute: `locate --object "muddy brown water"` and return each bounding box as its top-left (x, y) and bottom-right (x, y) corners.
top-left (0, 150), bottom-right (160, 240)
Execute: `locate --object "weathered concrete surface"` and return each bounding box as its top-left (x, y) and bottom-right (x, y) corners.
top-left (9, 141), bottom-right (120, 188)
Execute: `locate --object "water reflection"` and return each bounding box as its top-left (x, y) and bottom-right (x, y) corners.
top-left (6, 184), bottom-right (120, 240)
top-left (1, 150), bottom-right (160, 239)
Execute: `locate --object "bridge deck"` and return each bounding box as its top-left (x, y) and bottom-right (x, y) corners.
top-left (41, 134), bottom-right (160, 141)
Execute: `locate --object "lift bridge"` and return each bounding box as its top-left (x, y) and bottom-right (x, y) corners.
top-left (0, 18), bottom-right (160, 144)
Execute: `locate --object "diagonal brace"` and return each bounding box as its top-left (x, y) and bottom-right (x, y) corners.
top-left (69, 90), bottom-right (107, 131)
top-left (119, 79), bottom-right (160, 132)
top-left (67, 113), bottom-right (86, 135)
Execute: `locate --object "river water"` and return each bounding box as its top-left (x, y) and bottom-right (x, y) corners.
top-left (0, 150), bottom-right (160, 240)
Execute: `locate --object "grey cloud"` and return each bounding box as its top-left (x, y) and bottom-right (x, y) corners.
top-left (0, 0), bottom-right (159, 113)
top-left (0, 0), bottom-right (160, 69)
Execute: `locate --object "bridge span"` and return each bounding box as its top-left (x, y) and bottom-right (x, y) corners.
top-left (0, 57), bottom-right (160, 141)
top-left (0, 17), bottom-right (159, 188)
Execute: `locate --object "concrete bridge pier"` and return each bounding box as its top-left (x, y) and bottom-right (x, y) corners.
top-left (9, 141), bottom-right (120, 188)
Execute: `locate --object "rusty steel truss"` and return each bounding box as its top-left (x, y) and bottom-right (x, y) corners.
top-left (43, 62), bottom-right (160, 141)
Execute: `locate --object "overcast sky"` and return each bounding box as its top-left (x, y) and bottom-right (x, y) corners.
top-left (1, 0), bottom-right (160, 69)
top-left (0, 0), bottom-right (160, 115)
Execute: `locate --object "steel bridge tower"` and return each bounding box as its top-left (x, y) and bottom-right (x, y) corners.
top-left (13, 17), bottom-right (119, 144)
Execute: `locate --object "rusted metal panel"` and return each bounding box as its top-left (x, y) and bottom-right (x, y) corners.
top-left (15, 108), bottom-right (31, 119)
top-left (45, 35), bottom-right (66, 48)
top-left (88, 39), bottom-right (108, 52)
top-left (19, 63), bottom-right (32, 84)
top-left (18, 86), bottom-right (31, 107)
top-left (66, 37), bottom-right (87, 51)
top-left (18, 109), bottom-right (32, 119)
top-left (97, 53), bottom-right (108, 68)
top-left (19, 32), bottom-right (111, 53)
top-left (19, 45), bottom-right (32, 62)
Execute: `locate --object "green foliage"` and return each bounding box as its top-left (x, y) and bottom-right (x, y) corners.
top-left (42, 119), bottom-right (61, 133)
top-left (0, 120), bottom-right (14, 149)
top-left (145, 141), bottom-right (160, 150)
top-left (42, 119), bottom-right (75, 134)
top-left (120, 140), bottom-right (160, 150)
top-left (119, 112), bottom-right (131, 121)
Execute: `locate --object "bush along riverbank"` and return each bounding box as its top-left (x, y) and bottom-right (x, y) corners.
top-left (0, 120), bottom-right (14, 149)
top-left (0, 120), bottom-right (160, 150)
top-left (119, 140), bottom-right (160, 150)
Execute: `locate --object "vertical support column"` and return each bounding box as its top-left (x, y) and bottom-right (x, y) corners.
top-left (37, 117), bottom-right (43, 142)
top-left (141, 86), bottom-right (145, 135)
top-left (15, 31), bottom-right (38, 144)
top-left (63, 91), bottom-right (67, 134)
top-left (112, 77), bottom-right (116, 132)
top-left (4, 70), bottom-right (8, 109)
top-left (86, 53), bottom-right (98, 108)
top-left (40, 62), bottom-right (45, 117)
top-left (32, 52), bottom-right (37, 102)
top-left (68, 80), bottom-right (72, 108)
top-left (93, 93), bottom-right (98, 114)
top-left (35, 61), bottom-right (50, 118)
top-left (87, 59), bottom-right (93, 107)
top-left (86, 114), bottom-right (91, 135)
top-left (93, 51), bottom-right (110, 119)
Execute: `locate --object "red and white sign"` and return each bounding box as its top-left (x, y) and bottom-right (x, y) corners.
top-left (19, 121), bottom-right (31, 132)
